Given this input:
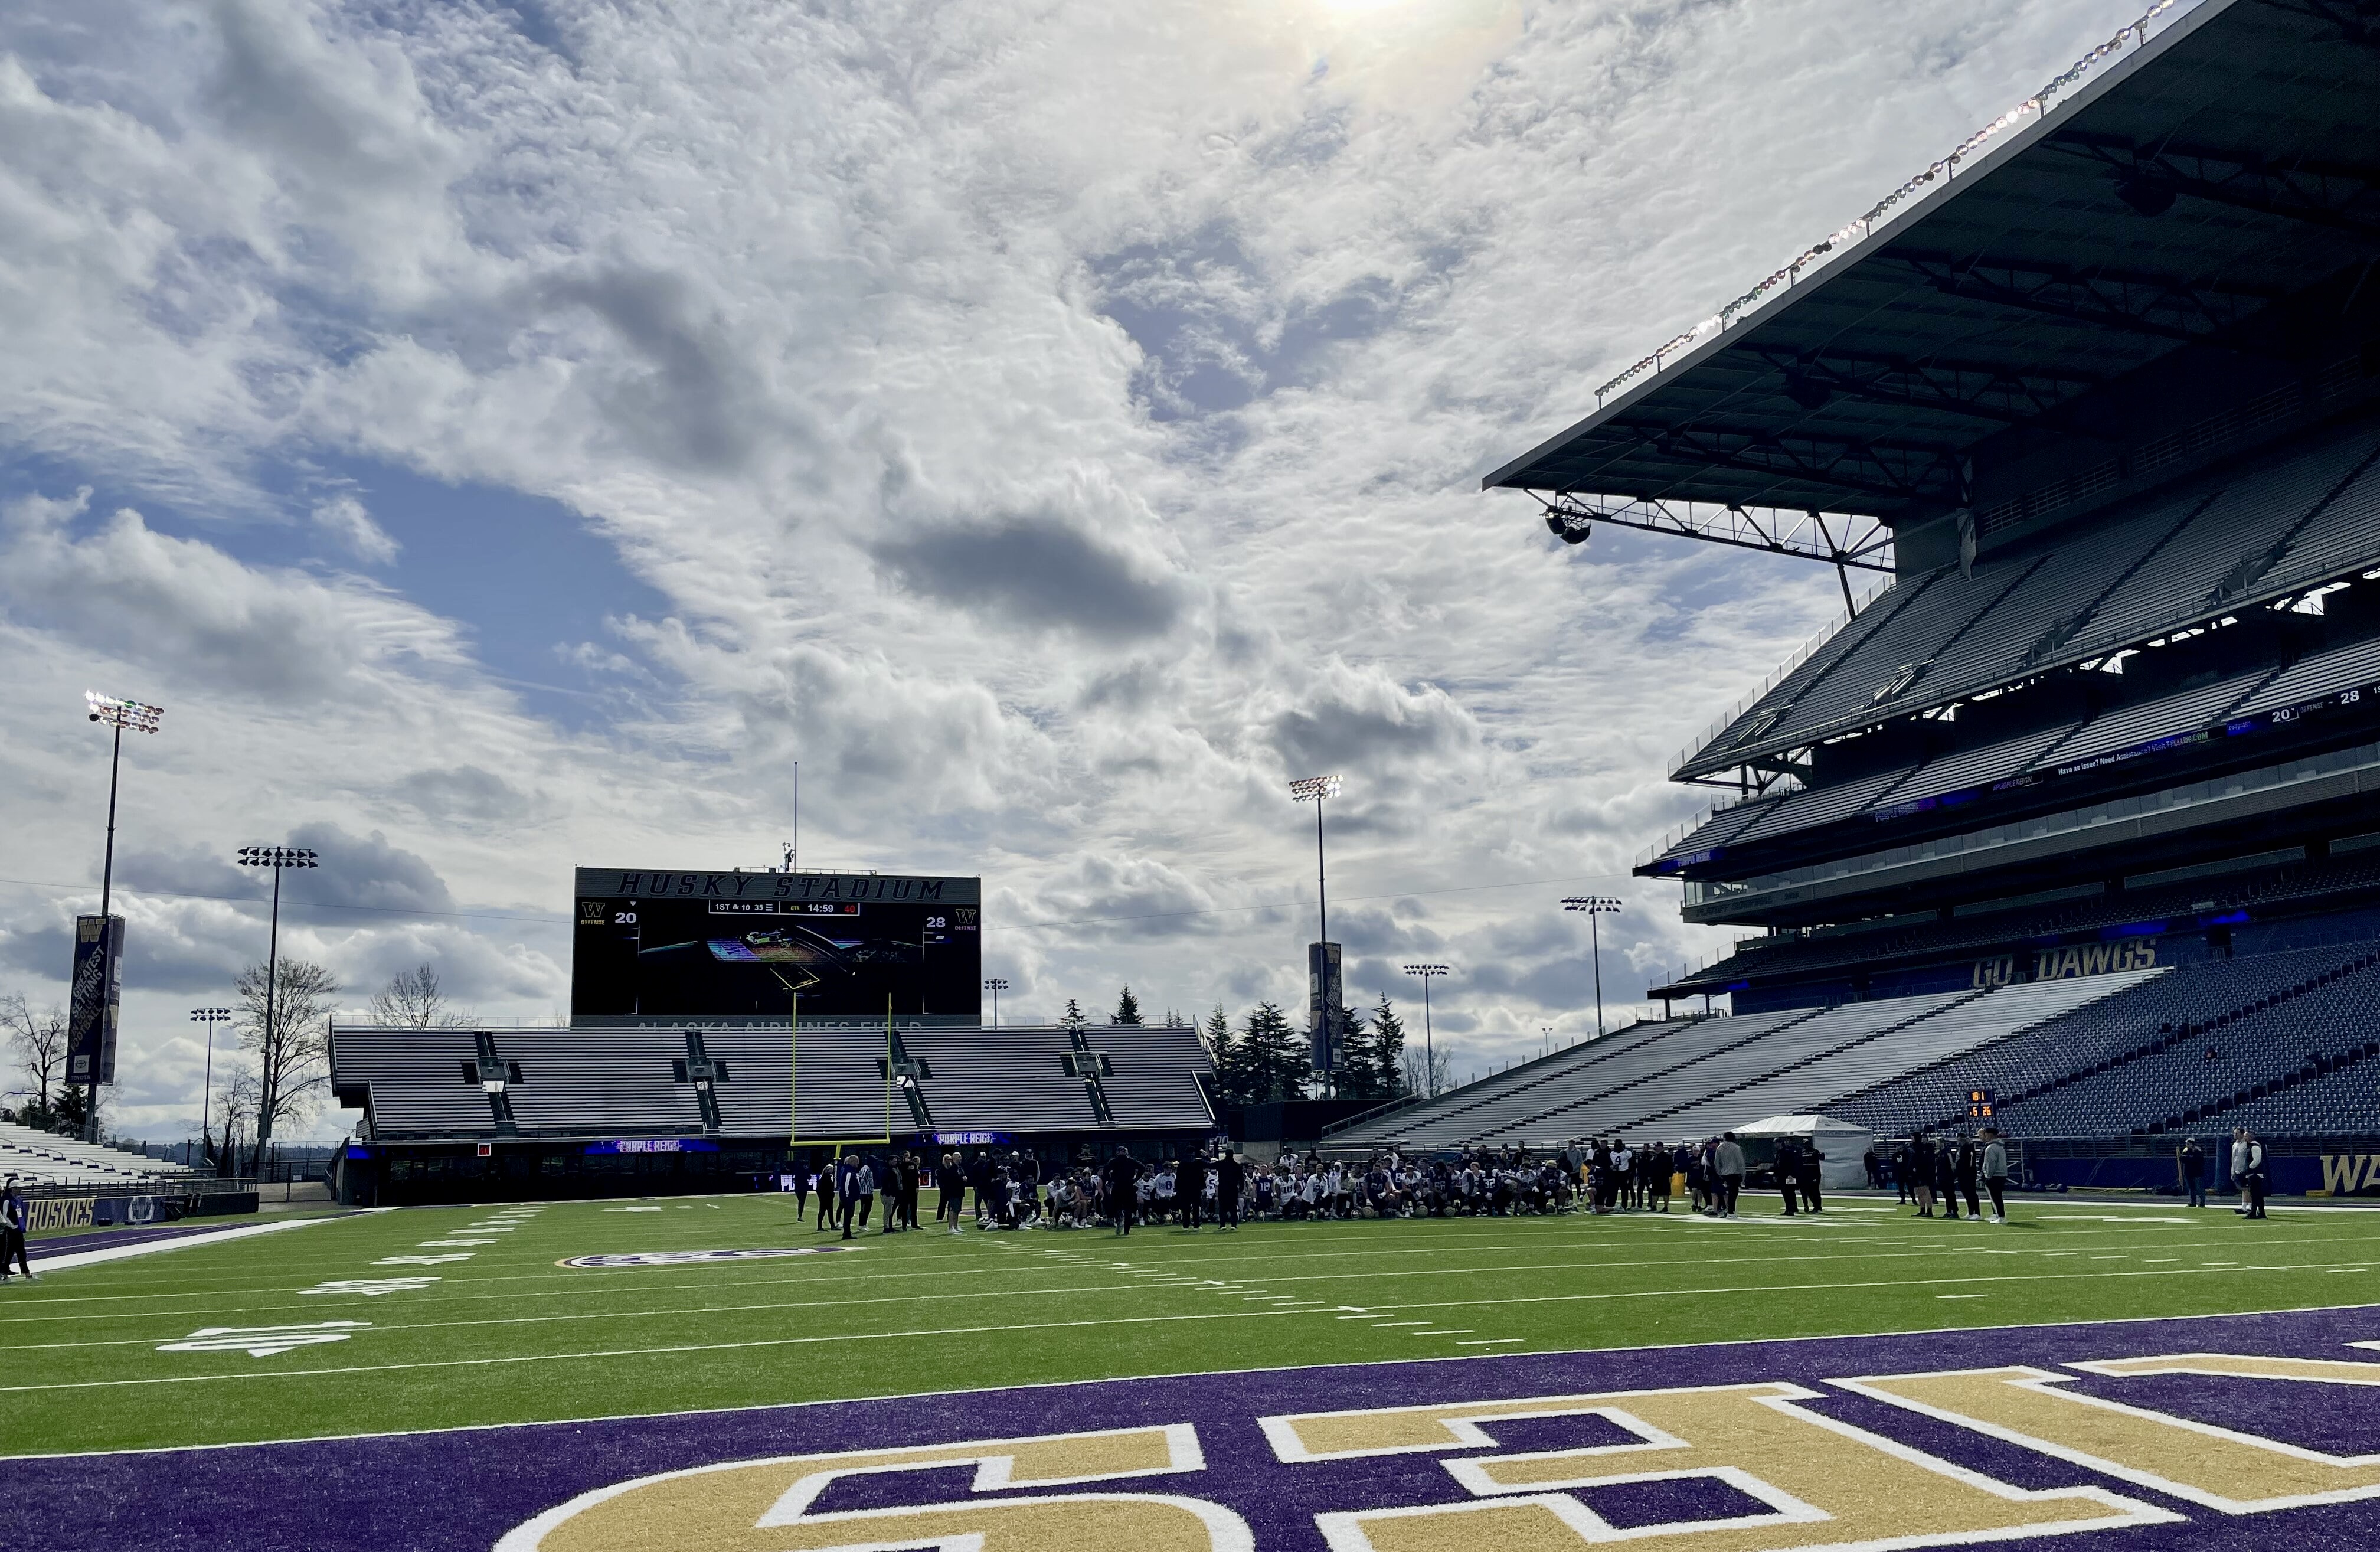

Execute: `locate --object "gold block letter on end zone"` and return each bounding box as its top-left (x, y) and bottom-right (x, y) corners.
top-left (1265, 1383), bottom-right (2173, 1552)
top-left (497, 1423), bottom-right (1248, 1552)
top-left (1843, 1355), bottom-right (2380, 1514)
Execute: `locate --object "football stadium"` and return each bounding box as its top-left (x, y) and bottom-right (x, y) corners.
top-left (11, 2), bottom-right (2380, 1550)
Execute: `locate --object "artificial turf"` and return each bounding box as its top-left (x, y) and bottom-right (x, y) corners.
top-left (5, 1191), bottom-right (2376, 1458)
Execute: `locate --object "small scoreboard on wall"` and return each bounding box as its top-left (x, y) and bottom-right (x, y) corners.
top-left (570, 867), bottom-right (981, 1027)
top-left (1967, 1088), bottom-right (1997, 1121)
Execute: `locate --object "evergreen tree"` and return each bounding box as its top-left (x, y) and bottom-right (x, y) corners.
top-left (1370, 996), bottom-right (1410, 1099)
top-left (1330, 1002), bottom-right (1382, 1099)
top-left (1201, 1005), bottom-right (1245, 1105)
top-left (1059, 998), bottom-right (1089, 1033)
top-left (1240, 1001), bottom-right (1310, 1102)
top-left (1113, 985), bottom-right (1143, 1025)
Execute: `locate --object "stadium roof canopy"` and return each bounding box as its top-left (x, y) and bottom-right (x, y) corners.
top-left (1483, 0), bottom-right (2380, 564)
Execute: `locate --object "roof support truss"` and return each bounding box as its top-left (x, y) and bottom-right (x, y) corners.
top-left (1883, 251), bottom-right (2281, 344)
top-left (1535, 495), bottom-right (1897, 574)
top-left (1743, 347), bottom-right (2107, 426)
top-left (1642, 426), bottom-right (1963, 506)
top-left (2051, 132), bottom-right (2380, 240)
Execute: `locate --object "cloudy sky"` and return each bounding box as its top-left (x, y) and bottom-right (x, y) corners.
top-left (0, 0), bottom-right (2165, 1139)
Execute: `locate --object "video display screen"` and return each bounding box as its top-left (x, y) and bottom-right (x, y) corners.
top-left (570, 867), bottom-right (980, 1026)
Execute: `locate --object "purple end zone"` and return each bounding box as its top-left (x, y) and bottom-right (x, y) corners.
top-left (7, 1306), bottom-right (2380, 1551)
top-left (25, 1218), bottom-right (321, 1262)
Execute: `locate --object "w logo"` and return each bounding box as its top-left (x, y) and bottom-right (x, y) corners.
top-left (2320, 1154), bottom-right (2379, 1194)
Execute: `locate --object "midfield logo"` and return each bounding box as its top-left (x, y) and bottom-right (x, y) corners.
top-left (498, 1346), bottom-right (2380, 1552)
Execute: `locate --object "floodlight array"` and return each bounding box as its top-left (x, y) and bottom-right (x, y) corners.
top-left (84, 690), bottom-right (164, 733)
top-left (1288, 775), bottom-right (1343, 803)
top-left (237, 847), bottom-right (318, 870)
top-left (1561, 896), bottom-right (1624, 916)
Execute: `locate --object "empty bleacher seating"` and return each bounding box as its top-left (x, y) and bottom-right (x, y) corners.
top-left (332, 1023), bottom-right (1213, 1142)
top-left (1682, 420), bottom-right (2380, 779)
top-left (1328, 972), bottom-right (2152, 1151)
top-left (0, 1122), bottom-right (197, 1189)
top-left (1833, 942), bottom-right (2380, 1138)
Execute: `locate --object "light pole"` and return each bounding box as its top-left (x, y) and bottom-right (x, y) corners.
top-left (1562, 896), bottom-right (1624, 1038)
top-left (984, 977), bottom-right (1009, 1028)
top-left (82, 692), bottom-right (162, 1139)
top-left (81, 690), bottom-right (163, 1138)
top-left (1401, 963), bottom-right (1447, 1097)
top-left (1290, 774), bottom-right (1343, 1093)
top-left (189, 1007), bottom-right (230, 1164)
top-left (236, 846), bottom-right (317, 1172)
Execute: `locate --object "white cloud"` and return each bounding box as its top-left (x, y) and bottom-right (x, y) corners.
top-left (310, 493), bottom-right (397, 564)
top-left (0, 0), bottom-right (2172, 1135)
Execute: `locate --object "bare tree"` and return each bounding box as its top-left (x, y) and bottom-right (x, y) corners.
top-left (211, 1065), bottom-right (261, 1176)
top-left (369, 963), bottom-right (470, 1028)
top-left (235, 959), bottom-right (338, 1169)
top-left (2, 993), bottom-right (70, 1119)
top-left (1400, 1045), bottom-right (1454, 1100)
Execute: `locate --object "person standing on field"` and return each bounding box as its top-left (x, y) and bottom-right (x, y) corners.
top-left (0, 1177), bottom-right (31, 1281)
top-left (1215, 1149), bottom-right (1245, 1229)
top-left (1980, 1127), bottom-right (2010, 1224)
top-left (1934, 1134), bottom-right (1963, 1221)
top-left (2230, 1129), bottom-right (2252, 1214)
top-left (2180, 1138), bottom-right (2206, 1209)
top-left (2242, 1130), bottom-right (2269, 1219)
top-left (1715, 1132), bottom-right (1745, 1218)
top-left (939, 1148), bottom-right (965, 1232)
top-left (1953, 1134), bottom-right (1981, 1222)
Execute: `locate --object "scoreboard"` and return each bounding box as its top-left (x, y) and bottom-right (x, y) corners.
top-left (570, 867), bottom-right (981, 1027)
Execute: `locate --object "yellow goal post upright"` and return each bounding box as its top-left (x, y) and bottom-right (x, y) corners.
top-left (776, 972), bottom-right (896, 1161)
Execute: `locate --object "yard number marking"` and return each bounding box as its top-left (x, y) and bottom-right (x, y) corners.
top-left (156, 1321), bottom-right (368, 1358)
top-left (300, 1278), bottom-right (439, 1297)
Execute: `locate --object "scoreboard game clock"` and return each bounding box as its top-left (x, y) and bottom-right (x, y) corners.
top-left (1967, 1088), bottom-right (1996, 1121)
top-left (570, 867), bottom-right (981, 1027)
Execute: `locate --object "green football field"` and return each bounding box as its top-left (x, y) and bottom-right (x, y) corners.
top-left (6, 1193), bottom-right (2377, 1458)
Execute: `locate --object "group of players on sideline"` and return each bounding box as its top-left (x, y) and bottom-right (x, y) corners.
top-left (770, 1125), bottom-right (2054, 1234)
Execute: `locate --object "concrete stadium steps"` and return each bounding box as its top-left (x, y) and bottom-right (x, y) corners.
top-left (1413, 1012), bottom-right (1823, 1150)
top-left (705, 1025), bottom-right (895, 1140)
top-left (1657, 972), bottom-right (2160, 1139)
top-left (1332, 975), bottom-right (2166, 1153)
top-left (1086, 1025), bottom-right (1218, 1130)
top-left (901, 1028), bottom-right (1100, 1133)
top-left (1559, 991), bottom-right (1977, 1143)
top-left (1326, 1020), bottom-right (1698, 1149)
top-left (327, 1028), bottom-right (492, 1135)
top-left (499, 1029), bottom-right (708, 1136)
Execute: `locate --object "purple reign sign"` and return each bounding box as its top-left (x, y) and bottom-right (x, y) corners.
top-left (7, 1307), bottom-right (2380, 1551)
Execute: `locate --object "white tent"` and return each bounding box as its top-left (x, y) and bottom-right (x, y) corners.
top-left (1737, 1114), bottom-right (1874, 1191)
